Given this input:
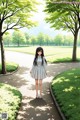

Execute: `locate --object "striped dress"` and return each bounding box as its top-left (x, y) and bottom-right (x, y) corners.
top-left (30, 56), bottom-right (47, 80)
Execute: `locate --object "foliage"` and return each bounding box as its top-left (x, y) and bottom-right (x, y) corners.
top-left (4, 32), bottom-right (76, 46)
top-left (37, 32), bottom-right (45, 46)
top-left (3, 33), bottom-right (12, 46)
top-left (0, 83), bottom-right (22, 120)
top-left (0, 0), bottom-right (39, 74)
top-left (45, 1), bottom-right (80, 61)
top-left (24, 32), bottom-right (30, 44)
top-left (51, 68), bottom-right (80, 120)
top-left (63, 34), bottom-right (73, 46)
top-left (12, 30), bottom-right (26, 46)
top-left (44, 34), bottom-right (51, 45)
top-left (53, 34), bottom-right (64, 45)
top-left (30, 35), bottom-right (37, 45)
top-left (0, 0), bottom-right (38, 34)
top-left (45, 0), bottom-right (80, 34)
top-left (0, 62), bottom-right (18, 73)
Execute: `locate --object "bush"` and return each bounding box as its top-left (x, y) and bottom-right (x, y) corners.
top-left (51, 68), bottom-right (80, 120)
top-left (0, 83), bottom-right (22, 120)
top-left (0, 62), bottom-right (18, 74)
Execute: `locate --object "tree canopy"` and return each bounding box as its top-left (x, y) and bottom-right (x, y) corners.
top-left (0, 0), bottom-right (39, 74)
top-left (45, 0), bottom-right (80, 35)
top-left (0, 0), bottom-right (38, 35)
top-left (45, 0), bottom-right (80, 61)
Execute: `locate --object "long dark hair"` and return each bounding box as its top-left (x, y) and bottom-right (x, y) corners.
top-left (33, 47), bottom-right (47, 66)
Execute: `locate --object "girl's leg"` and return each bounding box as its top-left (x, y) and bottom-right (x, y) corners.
top-left (35, 80), bottom-right (38, 97)
top-left (39, 80), bottom-right (42, 97)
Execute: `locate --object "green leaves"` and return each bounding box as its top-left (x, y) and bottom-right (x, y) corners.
top-left (0, 0), bottom-right (39, 34)
top-left (45, 0), bottom-right (80, 34)
top-left (12, 30), bottom-right (26, 46)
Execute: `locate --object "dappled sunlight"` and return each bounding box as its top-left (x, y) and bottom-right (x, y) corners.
top-left (74, 75), bottom-right (80, 79)
top-left (1, 52), bottom-right (80, 120)
top-left (67, 72), bottom-right (74, 75)
top-left (17, 96), bottom-right (58, 120)
top-left (69, 104), bottom-right (75, 107)
top-left (51, 67), bottom-right (80, 120)
top-left (46, 63), bottom-right (80, 78)
top-left (36, 106), bottom-right (50, 111)
top-left (63, 86), bottom-right (74, 92)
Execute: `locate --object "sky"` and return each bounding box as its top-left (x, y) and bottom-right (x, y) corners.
top-left (21, 0), bottom-right (69, 37)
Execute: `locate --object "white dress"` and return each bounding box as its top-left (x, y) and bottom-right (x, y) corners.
top-left (30, 56), bottom-right (47, 80)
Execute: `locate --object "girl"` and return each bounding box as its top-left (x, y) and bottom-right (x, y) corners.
top-left (30, 47), bottom-right (47, 98)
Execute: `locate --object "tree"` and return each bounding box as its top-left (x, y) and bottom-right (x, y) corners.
top-left (3, 33), bottom-right (12, 46)
top-left (53, 34), bottom-right (64, 46)
top-left (12, 30), bottom-right (26, 46)
top-left (0, 0), bottom-right (38, 74)
top-left (24, 32), bottom-right (30, 45)
top-left (45, 0), bottom-right (80, 61)
top-left (63, 34), bottom-right (73, 46)
top-left (44, 34), bottom-right (51, 45)
top-left (30, 36), bottom-right (37, 45)
top-left (37, 32), bottom-right (45, 46)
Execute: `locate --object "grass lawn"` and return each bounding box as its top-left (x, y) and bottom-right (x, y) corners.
top-left (0, 83), bottom-right (22, 120)
top-left (0, 62), bottom-right (18, 74)
top-left (5, 46), bottom-right (80, 63)
top-left (51, 68), bottom-right (80, 120)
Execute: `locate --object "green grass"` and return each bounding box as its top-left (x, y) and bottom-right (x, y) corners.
top-left (0, 83), bottom-right (22, 120)
top-left (0, 62), bottom-right (18, 74)
top-left (5, 46), bottom-right (73, 56)
top-left (47, 56), bottom-right (80, 63)
top-left (51, 68), bottom-right (80, 120)
top-left (5, 46), bottom-right (80, 63)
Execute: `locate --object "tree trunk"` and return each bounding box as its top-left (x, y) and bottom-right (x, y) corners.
top-left (0, 36), bottom-right (6, 74)
top-left (72, 32), bottom-right (78, 62)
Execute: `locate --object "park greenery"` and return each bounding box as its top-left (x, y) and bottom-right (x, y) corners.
top-left (0, 0), bottom-right (80, 119)
top-left (0, 0), bottom-right (80, 75)
top-left (45, 0), bottom-right (80, 61)
top-left (0, 83), bottom-right (22, 120)
top-left (0, 62), bottom-right (18, 74)
top-left (0, 0), bottom-right (80, 74)
top-left (0, 0), bottom-right (38, 74)
top-left (51, 68), bottom-right (80, 120)
top-left (3, 30), bottom-right (80, 46)
top-left (5, 46), bottom-right (80, 63)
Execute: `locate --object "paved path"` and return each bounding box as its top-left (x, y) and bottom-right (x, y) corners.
top-left (0, 51), bottom-right (80, 120)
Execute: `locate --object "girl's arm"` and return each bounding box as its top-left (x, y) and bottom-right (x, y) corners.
top-left (30, 58), bottom-right (35, 73)
top-left (43, 57), bottom-right (47, 70)
top-left (30, 64), bottom-right (34, 73)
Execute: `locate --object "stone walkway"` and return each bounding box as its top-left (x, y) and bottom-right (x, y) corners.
top-left (0, 51), bottom-right (80, 120)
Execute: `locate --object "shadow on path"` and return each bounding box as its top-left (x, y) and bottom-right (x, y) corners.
top-left (17, 95), bottom-right (61, 120)
top-left (0, 67), bottom-right (29, 88)
top-left (0, 61), bottom-right (80, 120)
top-left (30, 98), bottom-right (47, 107)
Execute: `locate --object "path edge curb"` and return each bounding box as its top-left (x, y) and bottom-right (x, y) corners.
top-left (50, 83), bottom-right (66, 120)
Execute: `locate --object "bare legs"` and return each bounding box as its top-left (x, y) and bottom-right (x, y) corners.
top-left (35, 80), bottom-right (42, 98)
top-left (35, 80), bottom-right (38, 97)
top-left (39, 80), bottom-right (42, 97)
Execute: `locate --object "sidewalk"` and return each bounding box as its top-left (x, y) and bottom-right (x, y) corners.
top-left (0, 52), bottom-right (80, 120)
